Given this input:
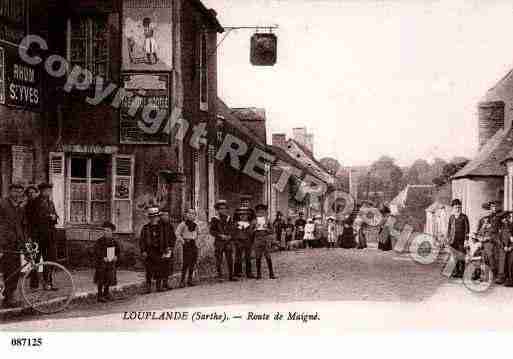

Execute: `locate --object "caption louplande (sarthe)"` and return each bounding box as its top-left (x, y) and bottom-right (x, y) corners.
top-left (122, 311), bottom-right (320, 323)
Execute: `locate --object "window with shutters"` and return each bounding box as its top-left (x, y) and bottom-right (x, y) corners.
top-left (67, 16), bottom-right (109, 80)
top-left (61, 154), bottom-right (134, 231)
top-left (0, 46), bottom-right (4, 104)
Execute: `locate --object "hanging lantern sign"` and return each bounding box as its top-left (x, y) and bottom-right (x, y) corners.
top-left (250, 32), bottom-right (277, 66)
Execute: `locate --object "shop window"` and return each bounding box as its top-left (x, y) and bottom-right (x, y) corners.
top-left (199, 31), bottom-right (208, 111)
top-left (68, 16), bottom-right (109, 80)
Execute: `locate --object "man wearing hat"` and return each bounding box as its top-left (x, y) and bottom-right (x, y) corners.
top-left (447, 199), bottom-right (469, 278)
top-left (477, 200), bottom-right (503, 279)
top-left (0, 183), bottom-right (27, 307)
top-left (29, 183), bottom-right (59, 290)
top-left (140, 207), bottom-right (174, 292)
top-left (209, 200), bottom-right (236, 281)
top-left (232, 205), bottom-right (255, 278)
top-left (253, 203), bottom-right (276, 279)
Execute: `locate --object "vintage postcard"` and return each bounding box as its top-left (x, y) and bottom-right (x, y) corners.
top-left (2, 0), bottom-right (513, 354)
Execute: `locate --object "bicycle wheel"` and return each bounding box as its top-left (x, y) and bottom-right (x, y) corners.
top-left (20, 261), bottom-right (75, 314)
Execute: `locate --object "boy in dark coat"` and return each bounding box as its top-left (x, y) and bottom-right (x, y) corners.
top-left (253, 204), bottom-right (276, 280)
top-left (232, 206), bottom-right (255, 278)
top-left (210, 200), bottom-right (236, 282)
top-left (93, 221), bottom-right (120, 302)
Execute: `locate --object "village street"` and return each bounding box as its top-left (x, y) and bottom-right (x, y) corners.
top-left (5, 245), bottom-right (513, 331)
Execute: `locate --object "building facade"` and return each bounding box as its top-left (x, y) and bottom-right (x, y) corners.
top-left (10, 0), bottom-right (224, 265)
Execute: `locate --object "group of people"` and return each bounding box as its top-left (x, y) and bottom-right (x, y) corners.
top-left (447, 199), bottom-right (513, 286)
top-left (97, 199), bottom-right (278, 303)
top-left (0, 183), bottom-right (59, 308)
top-left (271, 211), bottom-right (375, 250)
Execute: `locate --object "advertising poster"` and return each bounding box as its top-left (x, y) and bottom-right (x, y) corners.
top-left (122, 0), bottom-right (173, 71)
top-left (119, 72), bottom-right (170, 144)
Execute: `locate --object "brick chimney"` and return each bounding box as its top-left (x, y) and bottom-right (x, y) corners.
top-left (272, 133), bottom-right (287, 148)
top-left (293, 127), bottom-right (307, 147)
top-left (305, 133), bottom-right (314, 153)
top-left (478, 101), bottom-right (505, 150)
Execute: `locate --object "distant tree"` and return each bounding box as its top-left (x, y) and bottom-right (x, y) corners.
top-left (432, 160), bottom-right (469, 187)
top-left (365, 156), bottom-right (404, 202)
top-left (405, 159), bottom-right (431, 184)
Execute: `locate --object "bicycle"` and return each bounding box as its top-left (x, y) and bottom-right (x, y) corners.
top-left (0, 242), bottom-right (75, 314)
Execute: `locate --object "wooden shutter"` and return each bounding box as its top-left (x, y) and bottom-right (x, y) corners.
top-left (49, 152), bottom-right (65, 228)
top-left (112, 154), bottom-right (134, 233)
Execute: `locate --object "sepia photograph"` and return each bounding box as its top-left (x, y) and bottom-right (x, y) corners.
top-left (2, 0), bottom-right (513, 355)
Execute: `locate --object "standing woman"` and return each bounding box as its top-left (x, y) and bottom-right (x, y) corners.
top-left (175, 209), bottom-right (199, 287)
top-left (340, 216), bottom-right (357, 249)
top-left (140, 207), bottom-right (173, 293)
top-left (377, 205), bottom-right (394, 251)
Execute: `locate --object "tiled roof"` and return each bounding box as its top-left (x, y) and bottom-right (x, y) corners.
top-left (390, 185), bottom-right (435, 208)
top-left (267, 145), bottom-right (325, 183)
top-left (287, 139), bottom-right (334, 180)
top-left (230, 108), bottom-right (267, 144)
top-left (216, 98), bottom-right (266, 150)
top-left (453, 127), bottom-right (513, 178)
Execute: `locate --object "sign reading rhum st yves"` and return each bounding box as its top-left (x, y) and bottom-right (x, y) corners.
top-left (0, 45), bottom-right (42, 111)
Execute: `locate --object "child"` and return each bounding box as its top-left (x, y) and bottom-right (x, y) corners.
top-left (304, 219), bottom-right (315, 248)
top-left (326, 217), bottom-right (337, 249)
top-left (284, 218), bottom-right (295, 250)
top-left (93, 221), bottom-right (120, 302)
top-left (175, 209), bottom-right (199, 287)
top-left (253, 204), bottom-right (276, 279)
top-left (232, 206), bottom-right (255, 278)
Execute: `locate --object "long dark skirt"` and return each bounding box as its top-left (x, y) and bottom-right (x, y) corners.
top-left (340, 232), bottom-right (356, 249)
top-left (378, 236), bottom-right (393, 251)
top-left (146, 252), bottom-right (169, 280)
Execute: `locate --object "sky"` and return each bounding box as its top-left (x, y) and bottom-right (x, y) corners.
top-left (202, 0), bottom-right (513, 167)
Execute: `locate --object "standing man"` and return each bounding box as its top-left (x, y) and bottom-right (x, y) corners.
top-left (294, 212), bottom-right (306, 245)
top-left (31, 183), bottom-right (59, 290)
top-left (159, 210), bottom-right (177, 290)
top-left (273, 212), bottom-right (285, 250)
top-left (0, 183), bottom-right (27, 308)
top-left (477, 200), bottom-right (502, 279)
top-left (447, 199), bottom-right (470, 278)
top-left (140, 207), bottom-right (173, 293)
top-left (254, 204), bottom-right (276, 280)
top-left (495, 211), bottom-right (512, 285)
top-left (210, 200), bottom-right (236, 282)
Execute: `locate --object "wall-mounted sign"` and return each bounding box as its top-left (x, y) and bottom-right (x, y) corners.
top-left (120, 72), bottom-right (171, 144)
top-left (0, 45), bottom-right (42, 111)
top-left (250, 33), bottom-right (278, 66)
top-left (122, 0), bottom-right (173, 72)
top-left (12, 145), bottom-right (33, 185)
top-left (0, 0), bottom-right (26, 44)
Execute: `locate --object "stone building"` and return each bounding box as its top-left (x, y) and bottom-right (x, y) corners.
top-left (21, 0), bottom-right (225, 265)
top-left (452, 68), bottom-right (513, 232)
